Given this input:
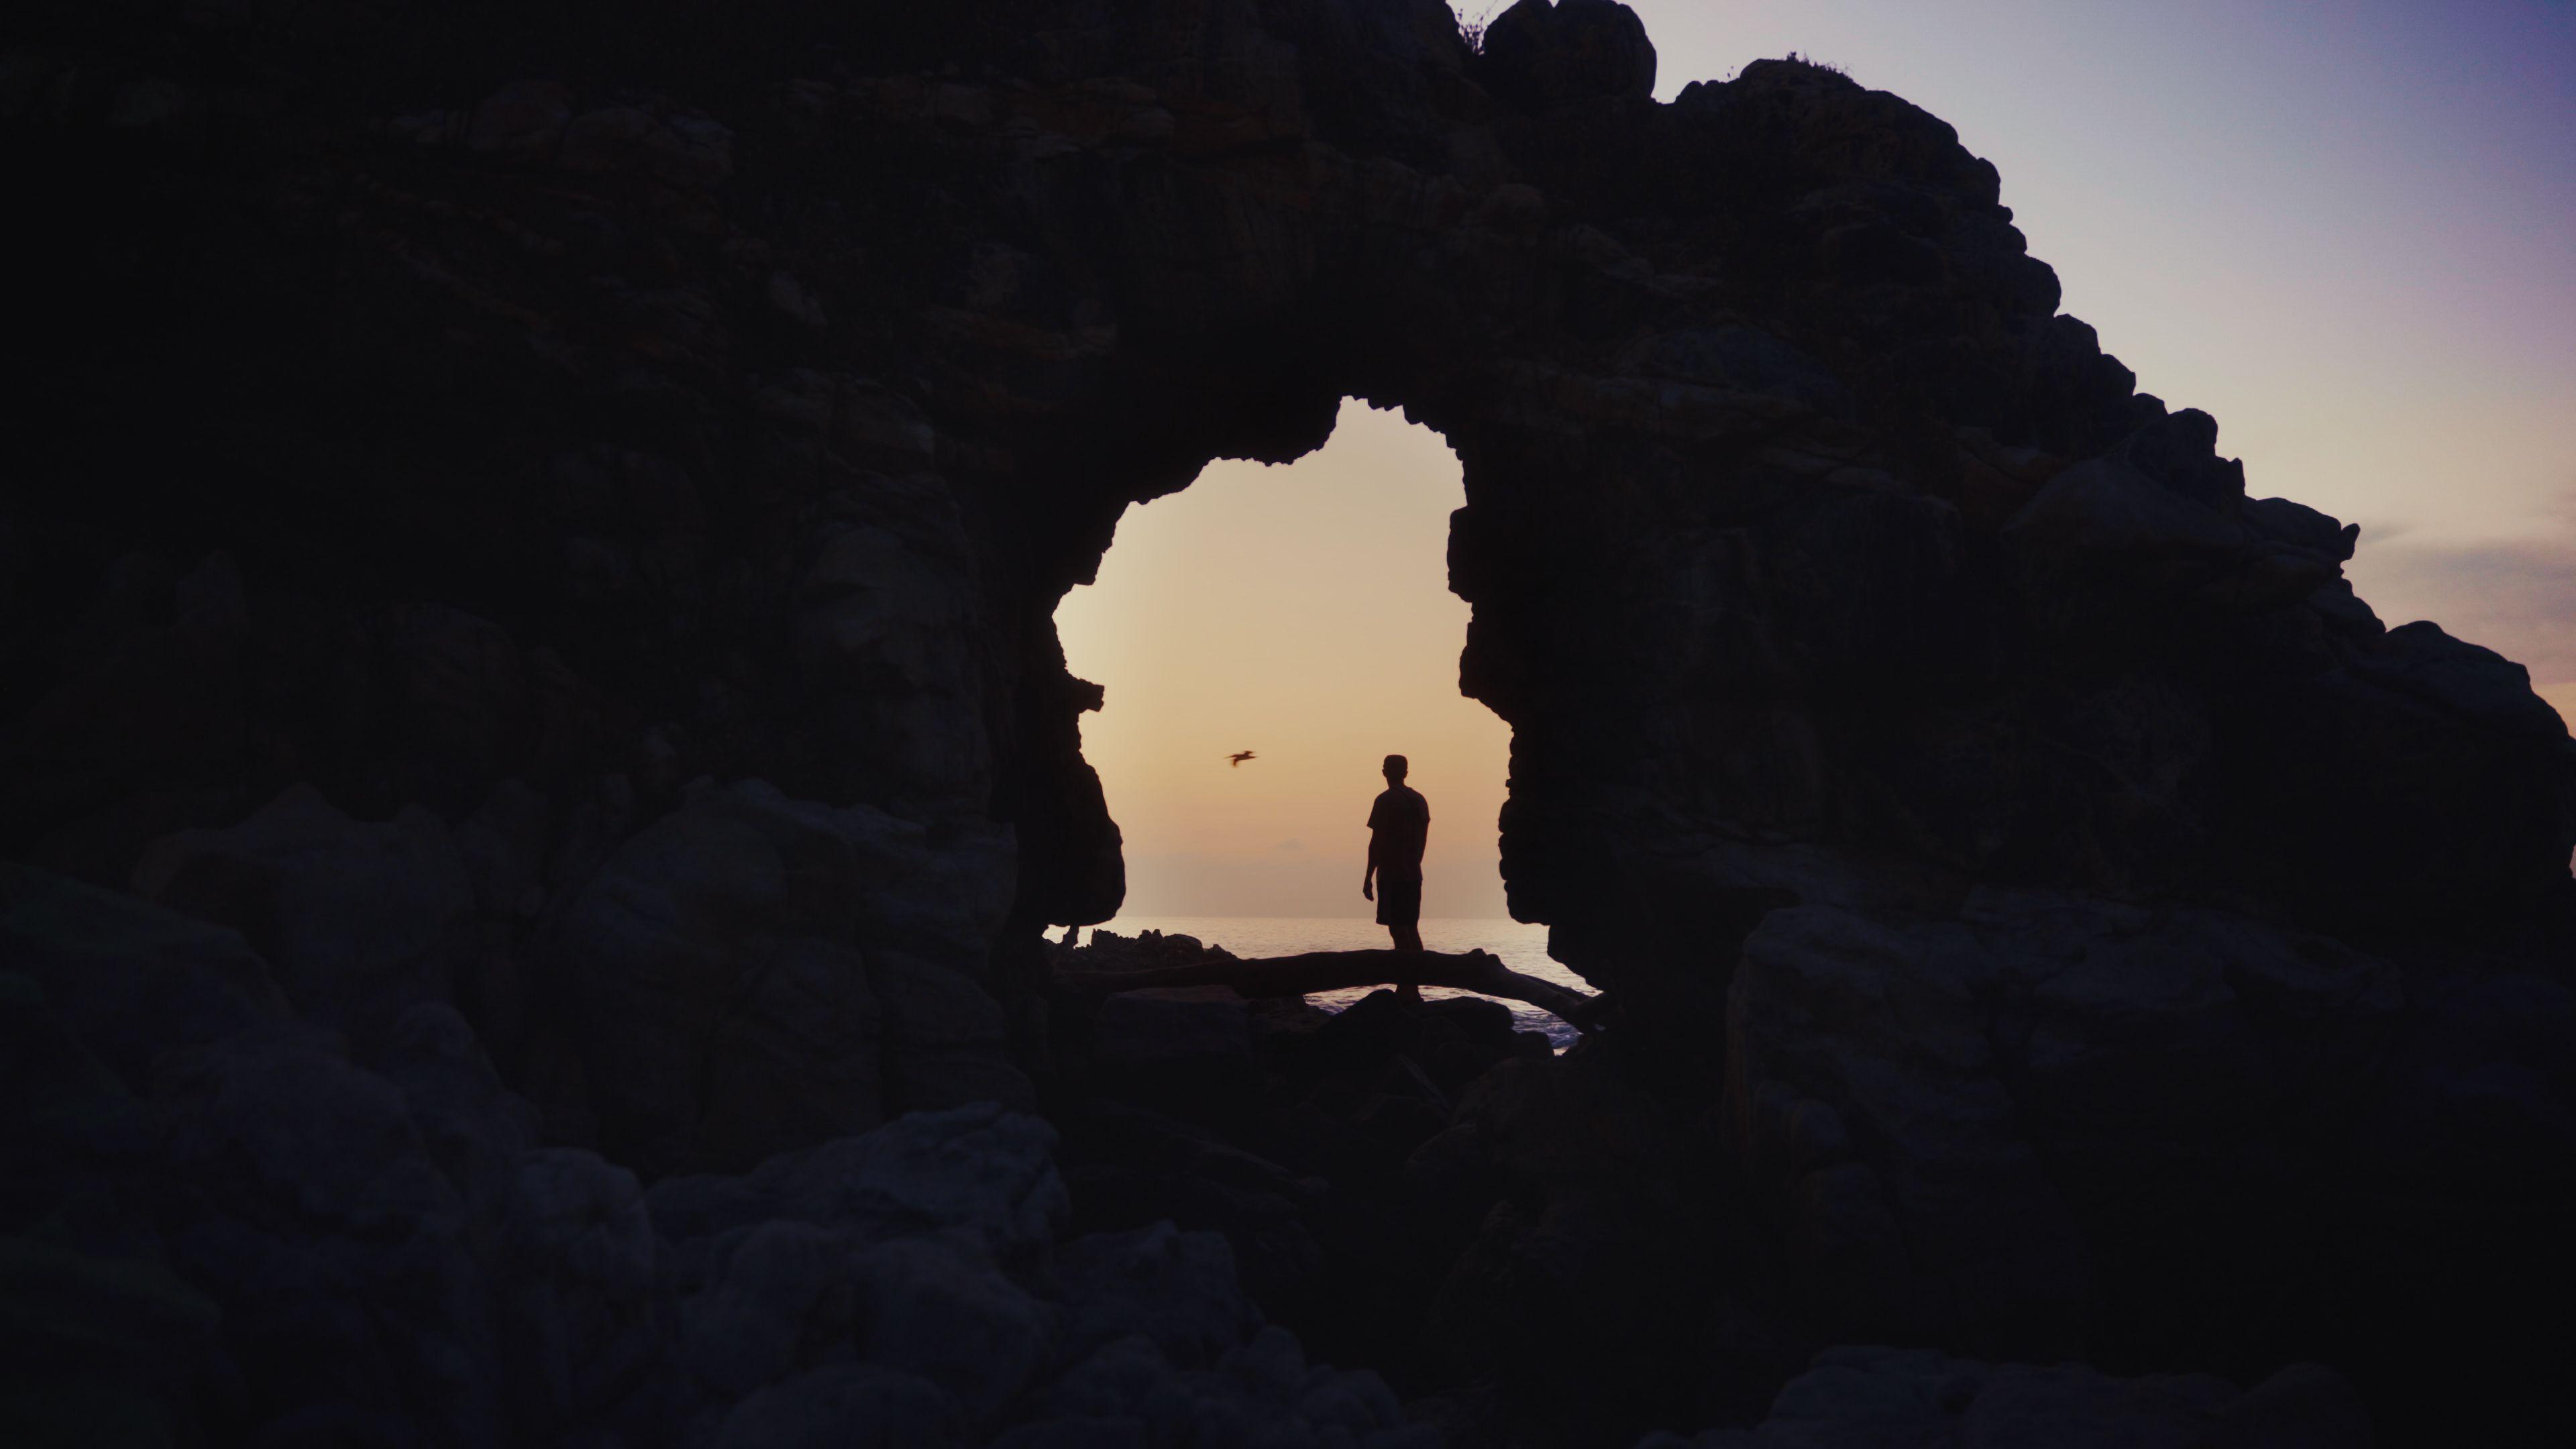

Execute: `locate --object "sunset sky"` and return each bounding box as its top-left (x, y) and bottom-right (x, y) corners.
top-left (1057, 0), bottom-right (2576, 920)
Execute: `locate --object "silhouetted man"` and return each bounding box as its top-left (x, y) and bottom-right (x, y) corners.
top-left (1362, 753), bottom-right (1430, 1004)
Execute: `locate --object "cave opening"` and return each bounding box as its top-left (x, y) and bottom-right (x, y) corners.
top-left (1034, 397), bottom-right (1616, 1397)
top-left (1049, 398), bottom-right (1586, 1036)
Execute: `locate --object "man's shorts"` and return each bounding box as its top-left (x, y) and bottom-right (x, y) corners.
top-left (1375, 875), bottom-right (1422, 929)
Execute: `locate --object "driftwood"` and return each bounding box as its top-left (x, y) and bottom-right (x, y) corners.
top-left (1054, 949), bottom-right (1603, 1033)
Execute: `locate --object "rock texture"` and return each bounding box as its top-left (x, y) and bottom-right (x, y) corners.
top-left (6, 1), bottom-right (2576, 1445)
top-left (1633, 1349), bottom-right (2371, 1449)
top-left (2, 871), bottom-right (1421, 1447)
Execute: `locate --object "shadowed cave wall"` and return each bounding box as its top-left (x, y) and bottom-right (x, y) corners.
top-left (6, 0), bottom-right (2576, 1444)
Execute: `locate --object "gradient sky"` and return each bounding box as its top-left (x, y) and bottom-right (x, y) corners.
top-left (1055, 402), bottom-right (1511, 918)
top-left (1059, 0), bottom-right (2576, 919)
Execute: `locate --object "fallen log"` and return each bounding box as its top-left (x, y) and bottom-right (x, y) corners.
top-left (1053, 948), bottom-right (1603, 1033)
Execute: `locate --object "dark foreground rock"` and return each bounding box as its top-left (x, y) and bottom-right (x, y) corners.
top-left (2, 867), bottom-right (1425, 1448)
top-left (1635, 1350), bottom-right (2370, 1449)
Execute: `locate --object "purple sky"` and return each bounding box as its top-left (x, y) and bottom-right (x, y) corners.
top-left (1624, 0), bottom-right (2576, 712)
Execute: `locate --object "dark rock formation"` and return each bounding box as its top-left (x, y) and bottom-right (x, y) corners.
top-left (1475, 0), bottom-right (1658, 113)
top-left (1, 875), bottom-right (1423, 1446)
top-left (1046, 933), bottom-right (1566, 1415)
top-left (6, 0), bottom-right (2575, 1445)
top-left (1634, 1350), bottom-right (2371, 1449)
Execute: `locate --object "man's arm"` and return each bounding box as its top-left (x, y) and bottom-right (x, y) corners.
top-left (1362, 798), bottom-right (1385, 900)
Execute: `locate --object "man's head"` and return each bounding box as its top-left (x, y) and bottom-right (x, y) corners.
top-left (1383, 753), bottom-right (1409, 784)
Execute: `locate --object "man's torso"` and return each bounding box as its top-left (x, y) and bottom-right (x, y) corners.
top-left (1368, 786), bottom-right (1430, 882)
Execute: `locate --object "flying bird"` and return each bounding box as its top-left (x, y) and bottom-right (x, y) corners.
top-left (1227, 751), bottom-right (1256, 767)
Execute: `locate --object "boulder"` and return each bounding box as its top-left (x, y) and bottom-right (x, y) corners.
top-left (1631, 1350), bottom-right (2369, 1449)
top-left (2354, 621), bottom-right (2570, 741)
top-left (0, 863), bottom-right (286, 1087)
top-left (1474, 0), bottom-right (1658, 112)
top-left (1036, 1330), bottom-right (1421, 1449)
top-left (873, 949), bottom-right (1036, 1116)
top-left (848, 1233), bottom-right (1056, 1425)
top-left (133, 784), bottom-right (476, 1043)
top-left (2243, 497), bottom-right (2359, 564)
top-left (1422, 1047), bottom-right (1721, 1436)
top-left (500, 1148), bottom-right (663, 1432)
top-left (1094, 986), bottom-right (1255, 1061)
top-left (1734, 907), bottom-right (2085, 1351)
top-left (152, 1023), bottom-right (503, 1445)
top-left (1055, 1222), bottom-right (1262, 1371)
top-left (1055, 1099), bottom-right (1328, 1316)
top-left (2004, 452), bottom-right (2322, 629)
top-left (547, 781), bottom-right (887, 1173)
top-left (2107, 407), bottom-right (2246, 514)
top-left (647, 1104), bottom-right (1069, 1267)
top-left (1730, 903), bottom-right (2079, 1349)
top-left (1090, 986), bottom-right (1260, 1114)
top-left (1729, 894), bottom-right (2410, 1359)
top-left (548, 777), bottom-right (1029, 1169)
top-left (712, 1363), bottom-right (964, 1449)
top-left (985, 1415), bottom-right (1154, 1448)
top-left (0, 973), bottom-right (223, 1449)
top-left (787, 486), bottom-right (998, 810)
top-left (812, 794), bottom-right (1017, 969)
top-left (2359, 969), bottom-right (2576, 1190)
top-left (374, 1001), bottom-right (541, 1227)
top-left (678, 1219), bottom-right (846, 1395)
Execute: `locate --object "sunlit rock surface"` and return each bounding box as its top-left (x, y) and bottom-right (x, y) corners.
top-left (5, 0), bottom-right (2573, 1444)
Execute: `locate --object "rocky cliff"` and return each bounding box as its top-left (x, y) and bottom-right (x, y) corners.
top-left (5, 1), bottom-right (2573, 1445)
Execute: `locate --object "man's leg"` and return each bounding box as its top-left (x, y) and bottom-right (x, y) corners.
top-left (1392, 883), bottom-right (1424, 1004)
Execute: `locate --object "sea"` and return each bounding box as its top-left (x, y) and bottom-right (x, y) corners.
top-left (1085, 915), bottom-right (1595, 1050)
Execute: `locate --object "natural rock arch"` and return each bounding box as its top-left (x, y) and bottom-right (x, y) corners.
top-left (953, 6), bottom-right (2575, 1046)
top-left (7, 1), bottom-right (2575, 1444)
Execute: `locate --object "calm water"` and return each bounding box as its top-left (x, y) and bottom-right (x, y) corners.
top-left (1087, 916), bottom-right (1595, 1049)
